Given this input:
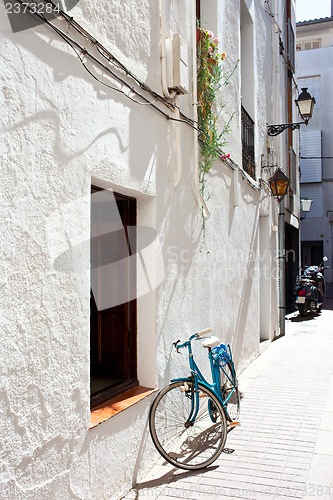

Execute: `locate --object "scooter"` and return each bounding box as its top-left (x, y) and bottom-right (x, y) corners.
top-left (295, 257), bottom-right (329, 316)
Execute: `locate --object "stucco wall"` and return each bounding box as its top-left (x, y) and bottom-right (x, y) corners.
top-left (0, 0), bottom-right (283, 498)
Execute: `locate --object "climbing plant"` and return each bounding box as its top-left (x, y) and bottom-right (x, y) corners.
top-left (196, 25), bottom-right (236, 201)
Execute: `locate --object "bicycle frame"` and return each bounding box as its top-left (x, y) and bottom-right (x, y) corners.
top-left (171, 334), bottom-right (237, 422)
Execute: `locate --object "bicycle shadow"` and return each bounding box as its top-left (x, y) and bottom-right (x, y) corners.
top-left (130, 464), bottom-right (219, 498)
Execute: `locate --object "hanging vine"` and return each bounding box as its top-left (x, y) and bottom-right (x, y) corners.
top-left (196, 25), bottom-right (237, 202)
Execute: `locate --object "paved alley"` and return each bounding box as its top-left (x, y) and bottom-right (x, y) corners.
top-left (122, 287), bottom-right (333, 500)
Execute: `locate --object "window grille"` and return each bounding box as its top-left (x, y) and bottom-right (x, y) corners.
top-left (241, 106), bottom-right (255, 180)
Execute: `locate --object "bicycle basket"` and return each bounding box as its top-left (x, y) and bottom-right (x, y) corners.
top-left (211, 343), bottom-right (230, 368)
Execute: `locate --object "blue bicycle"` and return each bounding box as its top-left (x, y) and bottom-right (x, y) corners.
top-left (149, 328), bottom-right (240, 470)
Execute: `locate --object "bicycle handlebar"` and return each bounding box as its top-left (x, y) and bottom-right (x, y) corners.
top-left (173, 328), bottom-right (213, 352)
top-left (195, 327), bottom-right (212, 338)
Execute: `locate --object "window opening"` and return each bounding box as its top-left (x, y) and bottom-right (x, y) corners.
top-left (298, 40), bottom-right (321, 51)
top-left (90, 187), bottom-right (137, 408)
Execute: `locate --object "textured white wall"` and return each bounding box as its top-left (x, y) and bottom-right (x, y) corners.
top-left (0, 0), bottom-right (283, 498)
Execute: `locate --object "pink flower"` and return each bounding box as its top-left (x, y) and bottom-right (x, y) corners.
top-left (221, 52), bottom-right (227, 60)
top-left (208, 46), bottom-right (213, 54)
top-left (213, 38), bottom-right (219, 45)
top-left (207, 30), bottom-right (214, 38)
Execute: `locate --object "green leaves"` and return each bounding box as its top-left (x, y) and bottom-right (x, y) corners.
top-left (196, 25), bottom-right (237, 201)
top-left (197, 28), bottom-right (227, 191)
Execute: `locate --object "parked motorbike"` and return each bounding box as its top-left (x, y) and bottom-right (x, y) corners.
top-left (295, 257), bottom-right (329, 316)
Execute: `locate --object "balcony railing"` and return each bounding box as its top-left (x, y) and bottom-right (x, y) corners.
top-left (241, 106), bottom-right (256, 180)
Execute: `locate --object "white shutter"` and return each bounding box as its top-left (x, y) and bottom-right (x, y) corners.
top-left (300, 184), bottom-right (323, 217)
top-left (300, 130), bottom-right (322, 183)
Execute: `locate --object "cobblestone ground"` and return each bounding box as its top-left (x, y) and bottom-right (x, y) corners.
top-left (123, 288), bottom-right (333, 500)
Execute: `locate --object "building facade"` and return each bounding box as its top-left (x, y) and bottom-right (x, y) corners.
top-left (296, 16), bottom-right (333, 283)
top-left (1, 0), bottom-right (299, 498)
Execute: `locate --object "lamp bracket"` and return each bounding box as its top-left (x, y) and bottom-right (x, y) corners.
top-left (267, 121), bottom-right (307, 136)
top-left (261, 162), bottom-right (278, 173)
top-left (261, 154), bottom-right (278, 173)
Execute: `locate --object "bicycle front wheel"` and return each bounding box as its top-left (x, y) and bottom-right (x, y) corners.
top-left (220, 362), bottom-right (240, 422)
top-left (149, 380), bottom-right (227, 470)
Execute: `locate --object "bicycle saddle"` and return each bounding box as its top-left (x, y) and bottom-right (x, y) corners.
top-left (201, 336), bottom-right (220, 348)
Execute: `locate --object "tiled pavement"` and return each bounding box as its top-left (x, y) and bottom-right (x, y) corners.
top-left (122, 287), bottom-right (333, 500)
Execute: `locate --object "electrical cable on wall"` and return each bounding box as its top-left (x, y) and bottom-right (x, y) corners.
top-left (43, 0), bottom-right (182, 112)
top-left (10, 0), bottom-right (259, 193)
top-left (13, 0), bottom-right (195, 125)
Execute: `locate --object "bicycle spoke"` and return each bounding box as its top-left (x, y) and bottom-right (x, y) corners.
top-left (149, 381), bottom-right (227, 469)
top-left (219, 362), bottom-right (240, 422)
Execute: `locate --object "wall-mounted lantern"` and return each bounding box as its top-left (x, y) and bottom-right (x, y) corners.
top-left (267, 88), bottom-right (316, 136)
top-left (295, 88), bottom-right (316, 124)
top-left (300, 198), bottom-right (312, 212)
top-left (261, 155), bottom-right (290, 202)
top-left (268, 168), bottom-right (290, 202)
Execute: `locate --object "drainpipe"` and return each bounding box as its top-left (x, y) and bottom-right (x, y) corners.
top-left (278, 199), bottom-right (286, 336)
top-left (173, 95), bottom-right (182, 188)
top-left (160, 0), bottom-right (177, 100)
top-left (274, 0), bottom-right (286, 336)
top-left (160, 0), bottom-right (181, 187)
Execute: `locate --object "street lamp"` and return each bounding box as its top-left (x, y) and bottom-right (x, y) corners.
top-left (268, 168), bottom-right (290, 202)
top-left (295, 88), bottom-right (316, 124)
top-left (300, 198), bottom-right (313, 220)
top-left (267, 87), bottom-right (316, 136)
top-left (300, 198), bottom-right (312, 212)
top-left (261, 156), bottom-right (290, 202)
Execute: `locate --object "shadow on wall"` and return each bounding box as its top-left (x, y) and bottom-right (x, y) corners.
top-left (208, 161), bottom-right (261, 368)
top-left (1, 109), bottom-right (128, 166)
top-left (154, 180), bottom-right (203, 387)
top-left (232, 204), bottom-right (260, 368)
top-left (153, 153), bottom-right (261, 386)
top-left (85, 395), bottom-right (157, 499)
top-left (1, 24), bottom-right (162, 181)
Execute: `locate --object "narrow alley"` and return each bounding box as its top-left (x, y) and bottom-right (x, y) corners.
top-left (123, 287), bottom-right (333, 500)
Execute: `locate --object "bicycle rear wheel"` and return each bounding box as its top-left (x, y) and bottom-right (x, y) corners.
top-left (219, 362), bottom-right (240, 422)
top-left (149, 380), bottom-right (227, 470)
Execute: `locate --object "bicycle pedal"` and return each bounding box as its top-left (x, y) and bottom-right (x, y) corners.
top-left (228, 421), bottom-right (241, 428)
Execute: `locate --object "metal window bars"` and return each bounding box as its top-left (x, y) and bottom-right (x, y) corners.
top-left (241, 106), bottom-right (256, 180)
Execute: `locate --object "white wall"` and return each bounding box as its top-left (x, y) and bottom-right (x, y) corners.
top-left (0, 0), bottom-right (284, 498)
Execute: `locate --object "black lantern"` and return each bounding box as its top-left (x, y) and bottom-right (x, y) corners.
top-left (295, 87), bottom-right (316, 124)
top-left (267, 88), bottom-right (316, 136)
top-left (268, 168), bottom-right (290, 202)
